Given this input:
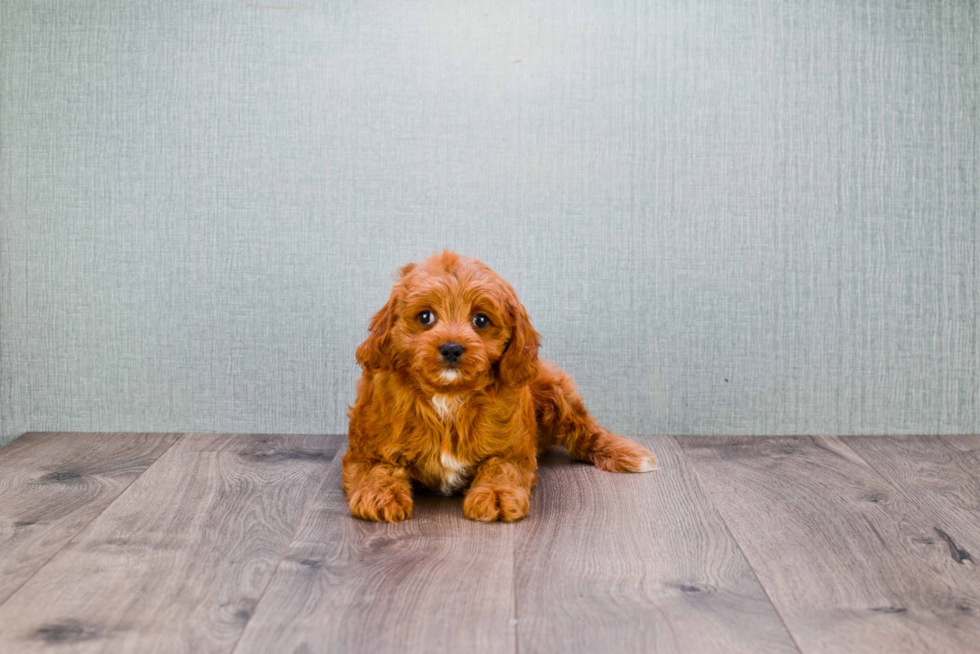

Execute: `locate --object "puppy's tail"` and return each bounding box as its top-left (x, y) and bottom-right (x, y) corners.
top-left (531, 361), bottom-right (657, 473)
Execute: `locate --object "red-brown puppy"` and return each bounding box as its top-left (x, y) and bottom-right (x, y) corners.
top-left (344, 251), bottom-right (657, 522)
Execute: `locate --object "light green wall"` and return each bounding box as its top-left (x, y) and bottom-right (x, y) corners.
top-left (1, 0), bottom-right (976, 444)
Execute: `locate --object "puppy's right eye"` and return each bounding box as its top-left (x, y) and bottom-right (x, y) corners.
top-left (418, 310), bottom-right (435, 325)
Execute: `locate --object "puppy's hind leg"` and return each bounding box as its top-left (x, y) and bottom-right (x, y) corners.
top-left (532, 361), bottom-right (657, 473)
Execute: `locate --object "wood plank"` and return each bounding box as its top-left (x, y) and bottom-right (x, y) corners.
top-left (682, 436), bottom-right (980, 654)
top-left (0, 432), bottom-right (181, 605)
top-left (514, 436), bottom-right (799, 654)
top-left (0, 433), bottom-right (340, 654)
top-left (939, 435), bottom-right (980, 459)
top-left (234, 444), bottom-right (516, 654)
top-left (844, 436), bottom-right (980, 563)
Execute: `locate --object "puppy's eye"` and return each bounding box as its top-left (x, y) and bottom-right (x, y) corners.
top-left (418, 310), bottom-right (435, 326)
top-left (472, 313), bottom-right (490, 329)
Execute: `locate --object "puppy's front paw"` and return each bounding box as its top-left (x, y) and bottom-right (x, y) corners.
top-left (463, 484), bottom-right (530, 523)
top-left (349, 479), bottom-right (413, 522)
top-left (591, 433), bottom-right (658, 473)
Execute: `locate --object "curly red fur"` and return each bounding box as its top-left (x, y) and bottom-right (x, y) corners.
top-left (344, 251), bottom-right (657, 522)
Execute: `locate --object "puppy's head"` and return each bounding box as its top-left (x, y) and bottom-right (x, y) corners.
top-left (356, 251), bottom-right (540, 391)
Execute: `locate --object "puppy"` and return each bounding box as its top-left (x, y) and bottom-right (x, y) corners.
top-left (344, 251), bottom-right (657, 523)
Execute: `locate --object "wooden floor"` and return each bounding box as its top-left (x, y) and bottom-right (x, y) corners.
top-left (0, 434), bottom-right (978, 653)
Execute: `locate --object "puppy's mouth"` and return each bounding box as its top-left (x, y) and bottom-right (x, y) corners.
top-left (437, 367), bottom-right (462, 383)
top-left (416, 347), bottom-right (490, 389)
top-left (433, 361), bottom-right (484, 388)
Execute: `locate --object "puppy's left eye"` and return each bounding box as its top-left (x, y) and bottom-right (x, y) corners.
top-left (472, 313), bottom-right (490, 329)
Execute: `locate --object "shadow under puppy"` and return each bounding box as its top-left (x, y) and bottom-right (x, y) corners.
top-left (344, 250), bottom-right (657, 523)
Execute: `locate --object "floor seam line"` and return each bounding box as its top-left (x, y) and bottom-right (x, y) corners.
top-left (0, 431), bottom-right (187, 612)
top-left (512, 520), bottom-right (520, 654)
top-left (229, 437), bottom-right (344, 654)
top-left (674, 436), bottom-right (805, 654)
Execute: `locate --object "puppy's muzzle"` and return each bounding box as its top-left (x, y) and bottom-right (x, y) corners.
top-left (439, 342), bottom-right (465, 365)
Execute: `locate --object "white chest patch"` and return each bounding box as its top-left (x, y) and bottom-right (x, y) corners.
top-left (430, 393), bottom-right (465, 421)
top-left (438, 452), bottom-right (470, 495)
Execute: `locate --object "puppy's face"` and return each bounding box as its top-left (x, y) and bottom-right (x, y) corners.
top-left (357, 252), bottom-right (540, 392)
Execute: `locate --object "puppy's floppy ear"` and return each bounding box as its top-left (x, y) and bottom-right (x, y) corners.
top-left (356, 288), bottom-right (399, 372)
top-left (498, 296), bottom-right (540, 387)
top-left (356, 263), bottom-right (417, 371)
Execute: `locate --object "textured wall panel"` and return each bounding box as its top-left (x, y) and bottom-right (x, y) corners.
top-left (0, 0), bottom-right (976, 445)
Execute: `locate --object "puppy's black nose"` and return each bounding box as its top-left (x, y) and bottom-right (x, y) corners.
top-left (439, 342), bottom-right (465, 364)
